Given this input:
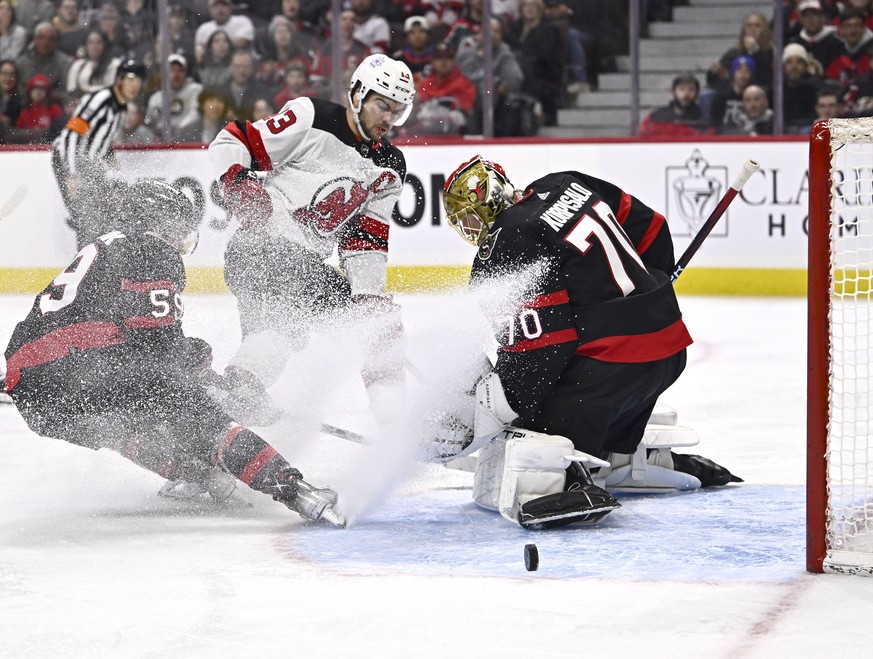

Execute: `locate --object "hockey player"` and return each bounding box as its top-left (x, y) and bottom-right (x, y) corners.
top-left (438, 156), bottom-right (741, 529)
top-left (3, 180), bottom-right (344, 527)
top-left (207, 53), bottom-right (415, 426)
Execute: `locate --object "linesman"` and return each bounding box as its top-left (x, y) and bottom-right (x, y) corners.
top-left (51, 59), bottom-right (146, 248)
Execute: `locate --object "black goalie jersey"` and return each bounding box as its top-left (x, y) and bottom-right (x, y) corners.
top-left (4, 231), bottom-right (191, 394)
top-left (471, 171), bottom-right (692, 419)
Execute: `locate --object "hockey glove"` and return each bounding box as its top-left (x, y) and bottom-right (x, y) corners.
top-left (176, 336), bottom-right (213, 375)
top-left (219, 163), bottom-right (272, 229)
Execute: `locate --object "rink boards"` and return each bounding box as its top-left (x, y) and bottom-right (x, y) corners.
top-left (0, 137), bottom-right (812, 295)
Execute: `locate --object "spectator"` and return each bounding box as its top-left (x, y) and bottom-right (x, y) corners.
top-left (272, 58), bottom-right (318, 108)
top-left (191, 87), bottom-right (232, 143)
top-left (507, 0), bottom-right (565, 127)
top-left (51, 0), bottom-right (87, 58)
top-left (639, 72), bottom-right (706, 137)
top-left (15, 72), bottom-right (63, 140)
top-left (544, 1), bottom-right (591, 100)
top-left (12, 0), bottom-right (54, 37)
top-left (0, 1), bottom-right (27, 61)
top-left (67, 29), bottom-right (121, 97)
top-left (718, 84), bottom-right (773, 135)
top-left (271, 0), bottom-right (318, 57)
top-left (251, 97), bottom-right (274, 121)
top-left (120, 0), bottom-right (156, 57)
top-left (350, 0), bottom-right (391, 54)
top-left (393, 15), bottom-right (434, 84)
top-left (826, 7), bottom-right (873, 86)
top-left (145, 54), bottom-right (203, 141)
top-left (791, 0), bottom-right (844, 74)
top-left (116, 99), bottom-right (157, 144)
top-left (558, 0), bottom-right (628, 87)
top-left (97, 2), bottom-right (133, 61)
top-left (257, 15), bottom-right (310, 94)
top-left (422, 1), bottom-right (465, 38)
top-left (710, 54), bottom-right (755, 128)
top-left (197, 28), bottom-right (233, 89)
top-left (194, 0), bottom-right (255, 65)
top-left (455, 15), bottom-right (525, 135)
top-left (812, 86), bottom-right (843, 123)
top-left (15, 22), bottom-right (72, 91)
top-left (445, 0), bottom-right (483, 52)
top-left (309, 8), bottom-right (370, 97)
top-left (0, 58), bottom-right (24, 129)
top-left (707, 11), bottom-right (775, 92)
top-left (781, 42), bottom-right (823, 132)
top-left (220, 49), bottom-right (271, 121)
top-left (408, 42), bottom-right (475, 134)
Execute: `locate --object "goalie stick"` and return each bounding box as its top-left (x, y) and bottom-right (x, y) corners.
top-left (671, 159), bottom-right (760, 282)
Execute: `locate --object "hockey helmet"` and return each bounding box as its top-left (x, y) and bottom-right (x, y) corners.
top-left (443, 156), bottom-right (517, 246)
top-left (348, 54), bottom-right (415, 128)
top-left (115, 58), bottom-right (146, 80)
top-left (128, 179), bottom-right (199, 254)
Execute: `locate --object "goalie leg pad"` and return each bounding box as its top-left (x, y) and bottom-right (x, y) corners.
top-left (518, 485), bottom-right (620, 529)
top-left (472, 427), bottom-right (616, 526)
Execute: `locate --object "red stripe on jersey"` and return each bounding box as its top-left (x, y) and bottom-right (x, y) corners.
top-left (123, 315), bottom-right (175, 329)
top-left (636, 211), bottom-right (666, 256)
top-left (225, 121), bottom-right (273, 172)
top-left (216, 424), bottom-right (245, 463)
top-left (576, 319), bottom-right (692, 363)
top-left (500, 328), bottom-right (579, 353)
top-left (524, 289), bottom-right (570, 309)
top-left (239, 446), bottom-right (278, 485)
top-left (342, 238), bottom-right (387, 252)
top-left (359, 216), bottom-right (390, 241)
top-left (121, 280), bottom-right (178, 294)
top-left (615, 191), bottom-right (632, 224)
top-left (5, 321), bottom-right (126, 391)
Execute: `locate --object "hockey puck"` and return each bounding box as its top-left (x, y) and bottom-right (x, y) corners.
top-left (524, 543), bottom-right (539, 571)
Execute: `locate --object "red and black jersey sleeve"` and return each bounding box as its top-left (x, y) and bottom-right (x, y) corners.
top-left (560, 170), bottom-right (676, 274)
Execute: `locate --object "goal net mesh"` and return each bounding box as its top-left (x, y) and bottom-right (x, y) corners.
top-left (823, 118), bottom-right (873, 574)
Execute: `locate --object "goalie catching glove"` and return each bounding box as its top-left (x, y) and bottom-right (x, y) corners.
top-left (219, 164), bottom-right (272, 229)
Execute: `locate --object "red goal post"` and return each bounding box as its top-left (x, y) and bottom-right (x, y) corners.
top-left (808, 118), bottom-right (873, 575)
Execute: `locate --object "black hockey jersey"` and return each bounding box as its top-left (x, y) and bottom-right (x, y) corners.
top-left (470, 171), bottom-right (692, 418)
top-left (4, 231), bottom-right (190, 392)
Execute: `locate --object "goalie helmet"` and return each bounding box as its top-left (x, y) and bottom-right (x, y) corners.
top-left (443, 156), bottom-right (517, 246)
top-left (348, 54), bottom-right (415, 131)
top-left (127, 179), bottom-right (199, 254)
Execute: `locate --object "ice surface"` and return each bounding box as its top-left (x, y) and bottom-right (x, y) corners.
top-left (1, 293), bottom-right (873, 658)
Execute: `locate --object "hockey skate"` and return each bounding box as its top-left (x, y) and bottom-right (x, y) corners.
top-left (158, 464), bottom-right (238, 504)
top-left (288, 481), bottom-right (346, 527)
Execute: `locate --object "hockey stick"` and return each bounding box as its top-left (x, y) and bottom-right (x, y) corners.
top-left (0, 184), bottom-right (27, 222)
top-left (671, 159), bottom-right (760, 282)
top-left (321, 423), bottom-right (370, 445)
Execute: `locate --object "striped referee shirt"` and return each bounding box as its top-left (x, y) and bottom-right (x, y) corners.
top-left (52, 86), bottom-right (126, 174)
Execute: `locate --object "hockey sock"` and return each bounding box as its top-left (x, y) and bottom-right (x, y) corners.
top-left (214, 424), bottom-right (302, 502)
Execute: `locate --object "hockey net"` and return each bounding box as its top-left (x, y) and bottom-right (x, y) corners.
top-left (808, 118), bottom-right (873, 575)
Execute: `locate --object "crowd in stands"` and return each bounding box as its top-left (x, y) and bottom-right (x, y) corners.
top-left (0, 0), bottom-right (662, 144)
top-left (7, 1), bottom-right (868, 143)
top-left (641, 0), bottom-right (873, 137)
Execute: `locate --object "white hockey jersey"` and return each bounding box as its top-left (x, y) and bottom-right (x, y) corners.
top-left (208, 96), bottom-right (407, 297)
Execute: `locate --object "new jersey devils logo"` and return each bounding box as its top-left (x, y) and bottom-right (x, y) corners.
top-left (292, 172), bottom-right (397, 236)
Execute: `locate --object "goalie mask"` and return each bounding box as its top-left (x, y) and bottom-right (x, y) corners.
top-left (348, 54), bottom-right (415, 139)
top-left (443, 156), bottom-right (517, 246)
top-left (128, 180), bottom-right (199, 254)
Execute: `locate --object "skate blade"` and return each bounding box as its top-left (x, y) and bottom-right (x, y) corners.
top-left (319, 506), bottom-right (347, 528)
